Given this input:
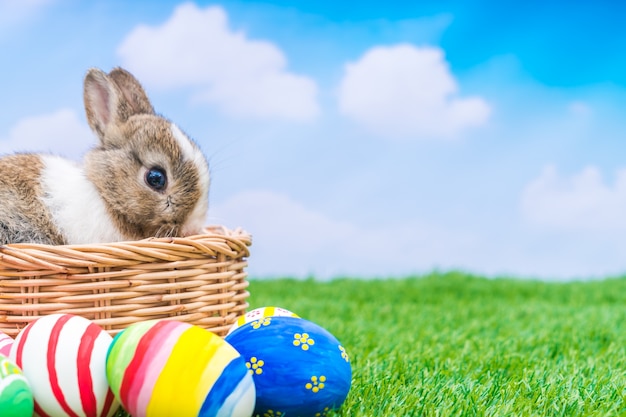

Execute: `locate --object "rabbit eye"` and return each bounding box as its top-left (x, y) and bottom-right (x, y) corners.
top-left (145, 167), bottom-right (167, 191)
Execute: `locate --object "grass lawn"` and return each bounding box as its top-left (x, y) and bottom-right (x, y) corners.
top-left (247, 273), bottom-right (626, 416)
top-left (116, 272), bottom-right (626, 416)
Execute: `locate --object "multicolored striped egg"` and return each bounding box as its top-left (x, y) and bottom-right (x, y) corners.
top-left (0, 331), bottom-right (13, 357)
top-left (227, 306), bottom-right (300, 335)
top-left (226, 316), bottom-right (352, 417)
top-left (106, 319), bottom-right (255, 417)
top-left (0, 354), bottom-right (34, 417)
top-left (10, 314), bottom-right (119, 417)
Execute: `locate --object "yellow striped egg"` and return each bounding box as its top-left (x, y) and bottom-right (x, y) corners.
top-left (106, 319), bottom-right (255, 417)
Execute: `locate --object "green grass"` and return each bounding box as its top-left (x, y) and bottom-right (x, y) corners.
top-left (116, 272), bottom-right (626, 416)
top-left (247, 273), bottom-right (626, 416)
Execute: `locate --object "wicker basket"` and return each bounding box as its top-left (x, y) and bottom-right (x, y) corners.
top-left (0, 226), bottom-right (251, 338)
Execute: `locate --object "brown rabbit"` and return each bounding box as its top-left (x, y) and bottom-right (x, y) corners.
top-left (0, 67), bottom-right (210, 245)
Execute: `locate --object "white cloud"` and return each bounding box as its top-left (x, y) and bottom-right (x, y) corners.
top-left (209, 189), bottom-right (480, 278)
top-left (117, 2), bottom-right (319, 122)
top-left (209, 189), bottom-right (357, 277)
top-left (521, 165), bottom-right (626, 232)
top-left (338, 44), bottom-right (491, 138)
top-left (209, 187), bottom-right (626, 280)
top-left (0, 109), bottom-right (93, 160)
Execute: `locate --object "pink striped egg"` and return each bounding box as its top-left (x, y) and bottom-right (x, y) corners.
top-left (0, 331), bottom-right (13, 357)
top-left (10, 314), bottom-right (119, 417)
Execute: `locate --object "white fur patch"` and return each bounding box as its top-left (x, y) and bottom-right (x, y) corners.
top-left (170, 124), bottom-right (210, 181)
top-left (182, 196), bottom-right (209, 236)
top-left (170, 124), bottom-right (196, 161)
top-left (40, 155), bottom-right (125, 244)
top-left (170, 124), bottom-right (210, 235)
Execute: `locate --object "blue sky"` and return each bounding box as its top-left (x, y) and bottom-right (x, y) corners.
top-left (2, 0), bottom-right (626, 279)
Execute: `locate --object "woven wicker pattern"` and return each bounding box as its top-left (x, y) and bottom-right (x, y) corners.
top-left (0, 226), bottom-right (251, 337)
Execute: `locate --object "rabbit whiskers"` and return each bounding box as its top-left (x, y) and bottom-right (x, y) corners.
top-left (154, 224), bottom-right (180, 238)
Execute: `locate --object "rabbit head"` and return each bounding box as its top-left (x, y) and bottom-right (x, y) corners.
top-left (82, 67), bottom-right (210, 240)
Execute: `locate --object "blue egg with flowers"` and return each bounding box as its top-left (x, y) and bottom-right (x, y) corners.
top-left (225, 314), bottom-right (352, 417)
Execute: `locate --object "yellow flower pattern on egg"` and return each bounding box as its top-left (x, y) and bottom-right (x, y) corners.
top-left (339, 345), bottom-right (350, 362)
top-left (305, 375), bottom-right (326, 393)
top-left (293, 332), bottom-right (315, 351)
top-left (252, 317), bottom-right (272, 329)
top-left (246, 357), bottom-right (264, 375)
top-left (315, 407), bottom-right (330, 417)
top-left (263, 409), bottom-right (284, 417)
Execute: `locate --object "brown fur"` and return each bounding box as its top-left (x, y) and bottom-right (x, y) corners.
top-left (108, 68), bottom-right (155, 115)
top-left (0, 154), bottom-right (64, 244)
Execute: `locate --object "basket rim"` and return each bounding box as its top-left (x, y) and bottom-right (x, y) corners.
top-left (0, 225), bottom-right (251, 271)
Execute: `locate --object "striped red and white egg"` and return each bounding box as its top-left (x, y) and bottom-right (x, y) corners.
top-left (10, 314), bottom-right (119, 417)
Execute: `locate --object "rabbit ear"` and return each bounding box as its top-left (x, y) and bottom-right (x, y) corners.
top-left (83, 67), bottom-right (154, 141)
top-left (108, 67), bottom-right (155, 116)
top-left (84, 68), bottom-right (117, 138)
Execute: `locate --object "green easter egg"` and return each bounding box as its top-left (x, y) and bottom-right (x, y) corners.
top-left (0, 355), bottom-right (34, 417)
